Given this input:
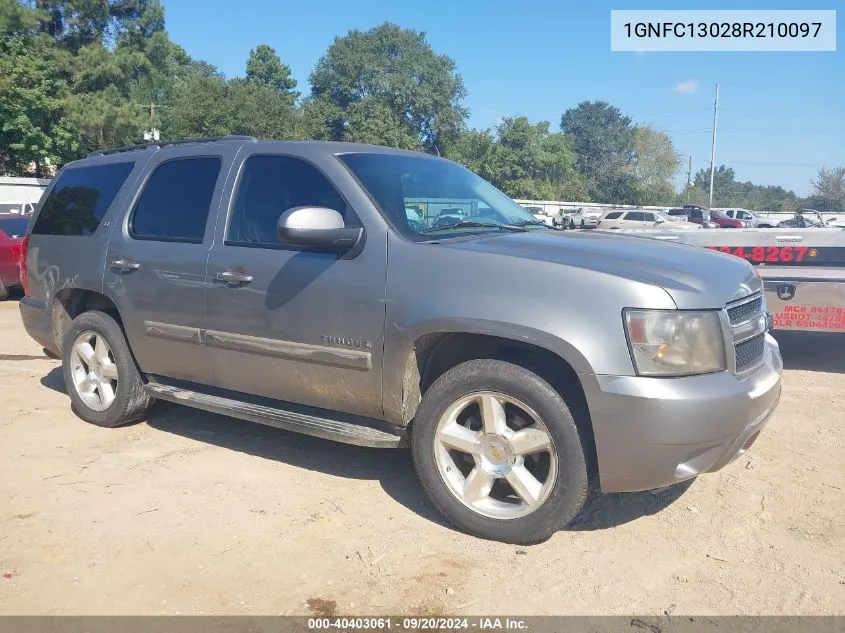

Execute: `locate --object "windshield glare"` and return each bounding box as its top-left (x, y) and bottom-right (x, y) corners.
top-left (338, 153), bottom-right (540, 239)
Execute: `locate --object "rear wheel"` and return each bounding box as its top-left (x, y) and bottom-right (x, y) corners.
top-left (62, 311), bottom-right (153, 427)
top-left (412, 359), bottom-right (590, 544)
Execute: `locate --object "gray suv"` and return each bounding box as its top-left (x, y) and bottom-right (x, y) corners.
top-left (18, 137), bottom-right (782, 544)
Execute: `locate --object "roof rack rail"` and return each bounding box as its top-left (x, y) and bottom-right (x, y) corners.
top-left (87, 135), bottom-right (257, 158)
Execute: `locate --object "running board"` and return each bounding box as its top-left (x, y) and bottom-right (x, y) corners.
top-left (144, 383), bottom-right (406, 449)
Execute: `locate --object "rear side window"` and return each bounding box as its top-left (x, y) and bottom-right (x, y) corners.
top-left (604, 211), bottom-right (622, 220)
top-left (131, 157), bottom-right (221, 243)
top-left (31, 162), bottom-right (135, 236)
top-left (627, 212), bottom-right (645, 221)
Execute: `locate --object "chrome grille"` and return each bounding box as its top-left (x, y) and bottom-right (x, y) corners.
top-left (728, 296), bottom-right (762, 325)
top-left (726, 292), bottom-right (767, 375)
top-left (735, 334), bottom-right (766, 373)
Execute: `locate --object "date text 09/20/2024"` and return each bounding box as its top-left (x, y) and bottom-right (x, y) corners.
top-left (307, 618), bottom-right (528, 630)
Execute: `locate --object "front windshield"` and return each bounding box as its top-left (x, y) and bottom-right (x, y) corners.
top-left (338, 153), bottom-right (540, 240)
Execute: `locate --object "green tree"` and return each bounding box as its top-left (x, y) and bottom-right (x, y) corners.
top-left (227, 78), bottom-right (300, 139)
top-left (631, 125), bottom-right (680, 204)
top-left (0, 34), bottom-right (76, 175)
top-left (309, 22), bottom-right (467, 154)
top-left (162, 72), bottom-right (231, 138)
top-left (245, 44), bottom-right (298, 103)
top-left (807, 166), bottom-right (845, 213)
top-left (688, 165), bottom-right (801, 213)
top-left (454, 116), bottom-right (590, 201)
top-left (560, 100), bottom-right (635, 202)
top-left (450, 128), bottom-right (497, 181)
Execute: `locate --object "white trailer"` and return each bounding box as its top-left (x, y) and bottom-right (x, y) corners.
top-left (601, 227), bottom-right (845, 333)
top-left (0, 177), bottom-right (50, 215)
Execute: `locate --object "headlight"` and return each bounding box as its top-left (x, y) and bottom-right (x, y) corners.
top-left (624, 309), bottom-right (726, 376)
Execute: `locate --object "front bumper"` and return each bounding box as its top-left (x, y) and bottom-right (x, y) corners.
top-left (580, 333), bottom-right (782, 493)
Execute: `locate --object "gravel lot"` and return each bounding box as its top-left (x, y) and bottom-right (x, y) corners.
top-left (0, 296), bottom-right (843, 616)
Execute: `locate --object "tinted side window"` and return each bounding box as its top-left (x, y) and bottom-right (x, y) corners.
top-left (32, 162), bottom-right (134, 236)
top-left (690, 209), bottom-right (703, 219)
top-left (604, 211), bottom-right (622, 220)
top-left (227, 155), bottom-right (347, 246)
top-left (627, 212), bottom-right (645, 221)
top-left (642, 213), bottom-right (656, 222)
top-left (131, 157), bottom-right (221, 243)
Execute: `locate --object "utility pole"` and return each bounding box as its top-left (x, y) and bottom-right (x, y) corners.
top-left (142, 103), bottom-right (161, 142)
top-left (686, 155), bottom-right (692, 203)
top-left (708, 83), bottom-right (719, 208)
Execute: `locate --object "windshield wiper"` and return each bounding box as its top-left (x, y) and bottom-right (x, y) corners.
top-left (421, 221), bottom-right (527, 234)
top-left (511, 219), bottom-right (559, 230)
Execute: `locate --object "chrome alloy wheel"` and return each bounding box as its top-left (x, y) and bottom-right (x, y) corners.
top-left (433, 391), bottom-right (558, 520)
top-left (69, 330), bottom-right (119, 411)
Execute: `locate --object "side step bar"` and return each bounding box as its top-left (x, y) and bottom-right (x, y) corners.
top-left (145, 383), bottom-right (406, 449)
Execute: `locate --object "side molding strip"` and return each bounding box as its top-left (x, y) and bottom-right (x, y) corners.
top-left (144, 321), bottom-right (203, 345)
top-left (204, 330), bottom-right (372, 371)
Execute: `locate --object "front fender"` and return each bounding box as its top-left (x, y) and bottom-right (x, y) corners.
top-left (381, 317), bottom-right (595, 427)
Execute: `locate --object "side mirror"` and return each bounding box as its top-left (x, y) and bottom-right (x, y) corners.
top-left (277, 206), bottom-right (364, 252)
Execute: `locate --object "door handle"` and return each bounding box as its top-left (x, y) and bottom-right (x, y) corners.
top-left (110, 258), bottom-right (141, 271)
top-left (216, 270), bottom-right (254, 284)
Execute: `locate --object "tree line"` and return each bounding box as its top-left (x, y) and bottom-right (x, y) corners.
top-left (1, 1), bottom-right (842, 213)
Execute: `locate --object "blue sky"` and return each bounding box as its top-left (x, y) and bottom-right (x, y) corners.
top-left (160, 0), bottom-right (843, 196)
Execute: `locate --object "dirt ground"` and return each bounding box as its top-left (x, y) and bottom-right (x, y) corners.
top-left (0, 296), bottom-right (843, 616)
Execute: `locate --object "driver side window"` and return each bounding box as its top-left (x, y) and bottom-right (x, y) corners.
top-left (227, 155), bottom-right (347, 247)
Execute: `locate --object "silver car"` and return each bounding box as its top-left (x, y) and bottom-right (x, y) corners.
top-left (19, 137), bottom-right (782, 544)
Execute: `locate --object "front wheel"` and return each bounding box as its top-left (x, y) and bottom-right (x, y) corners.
top-left (411, 359), bottom-right (590, 544)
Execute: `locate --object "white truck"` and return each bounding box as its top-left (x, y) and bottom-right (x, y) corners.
top-left (603, 227), bottom-right (845, 333)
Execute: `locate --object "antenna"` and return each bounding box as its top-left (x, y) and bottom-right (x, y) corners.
top-left (708, 83), bottom-right (719, 208)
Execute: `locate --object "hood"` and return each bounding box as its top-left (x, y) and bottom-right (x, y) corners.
top-left (442, 229), bottom-right (761, 309)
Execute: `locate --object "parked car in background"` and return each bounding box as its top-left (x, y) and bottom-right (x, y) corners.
top-left (405, 206), bottom-right (425, 232)
top-left (520, 206), bottom-right (554, 226)
top-left (17, 137), bottom-right (781, 544)
top-left (598, 209), bottom-right (701, 230)
top-left (709, 209), bottom-right (744, 229)
top-left (667, 207), bottom-right (716, 227)
top-left (666, 206), bottom-right (741, 228)
top-left (0, 216), bottom-right (29, 299)
top-left (553, 209), bottom-right (576, 228)
top-left (558, 207), bottom-right (601, 229)
top-left (720, 209), bottom-right (776, 228)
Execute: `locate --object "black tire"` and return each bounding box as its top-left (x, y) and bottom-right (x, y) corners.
top-left (411, 359), bottom-right (590, 544)
top-left (61, 310), bottom-right (153, 428)
top-left (580, 219), bottom-right (585, 229)
top-left (0, 279), bottom-right (8, 300)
